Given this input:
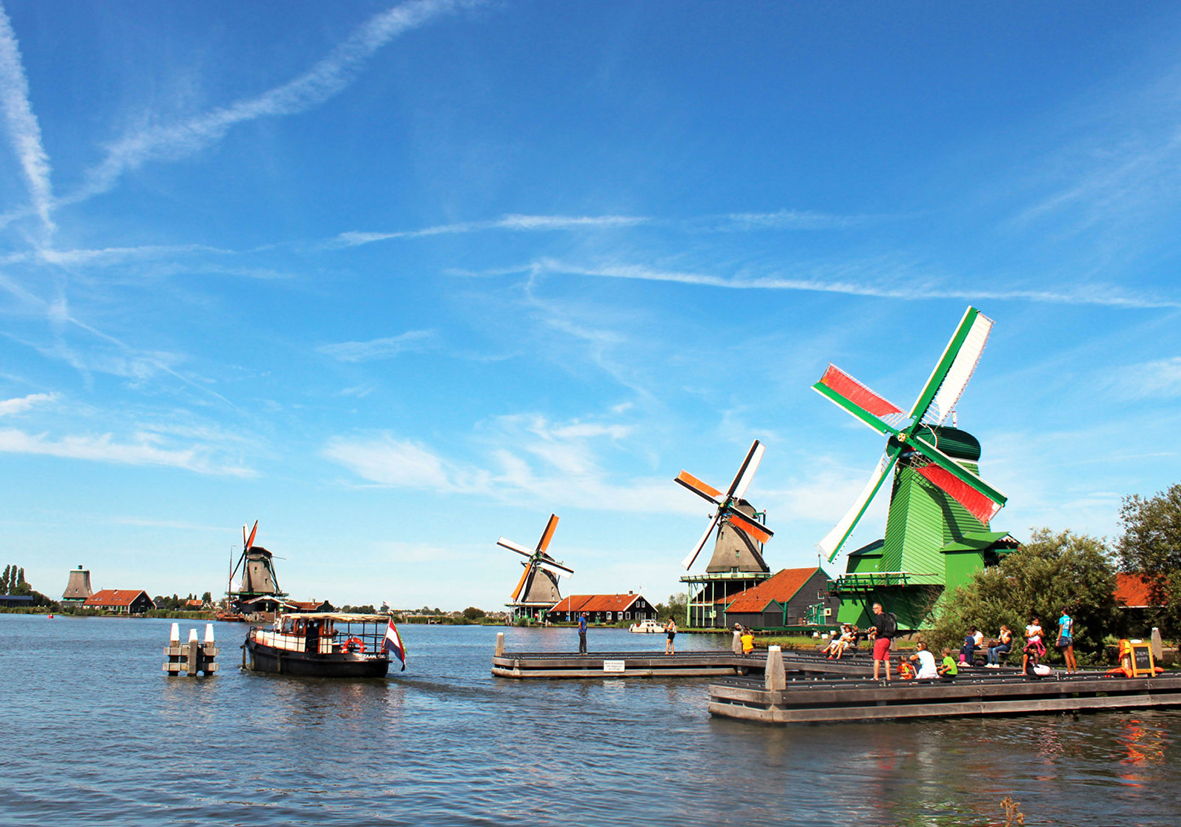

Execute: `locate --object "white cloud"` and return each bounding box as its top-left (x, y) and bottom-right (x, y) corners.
top-left (317, 329), bottom-right (439, 362)
top-left (322, 414), bottom-right (698, 516)
top-left (58, 0), bottom-right (473, 207)
top-left (1108, 356), bottom-right (1181, 400)
top-left (531, 258), bottom-right (1181, 309)
top-left (0, 392), bottom-right (55, 416)
top-left (0, 4), bottom-right (53, 235)
top-left (0, 427), bottom-right (253, 475)
top-left (333, 213), bottom-right (649, 247)
top-left (323, 433), bottom-right (476, 490)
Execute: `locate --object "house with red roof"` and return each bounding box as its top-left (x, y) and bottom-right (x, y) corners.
top-left (84, 589), bottom-right (155, 615)
top-left (716, 567), bottom-right (837, 629)
top-left (548, 593), bottom-right (656, 624)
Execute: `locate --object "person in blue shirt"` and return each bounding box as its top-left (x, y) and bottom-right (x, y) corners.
top-left (1057, 609), bottom-right (1077, 672)
top-left (578, 613), bottom-right (588, 655)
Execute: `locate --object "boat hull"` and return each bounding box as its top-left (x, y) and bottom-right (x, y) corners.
top-left (245, 636), bottom-right (390, 678)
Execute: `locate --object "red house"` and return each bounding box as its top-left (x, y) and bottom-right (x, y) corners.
top-left (548, 593), bottom-right (656, 624)
top-left (717, 567), bottom-right (837, 629)
top-left (84, 589), bottom-right (155, 615)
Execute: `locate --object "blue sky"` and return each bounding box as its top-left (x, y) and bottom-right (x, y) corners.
top-left (2, 1), bottom-right (1180, 609)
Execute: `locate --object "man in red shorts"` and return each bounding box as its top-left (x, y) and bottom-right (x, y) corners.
top-left (867, 602), bottom-right (897, 682)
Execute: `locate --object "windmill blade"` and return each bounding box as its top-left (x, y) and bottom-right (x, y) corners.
top-left (497, 537), bottom-right (535, 559)
top-left (244, 520), bottom-right (258, 552)
top-left (510, 561), bottom-right (534, 601)
top-left (727, 440), bottom-right (766, 501)
top-left (536, 513), bottom-right (559, 553)
top-left (681, 512), bottom-right (721, 570)
top-left (536, 558), bottom-right (574, 579)
top-left (908, 306), bottom-right (993, 426)
top-left (817, 448), bottom-right (902, 562)
top-left (813, 366), bottom-right (909, 435)
top-left (909, 433), bottom-right (1007, 524)
top-left (675, 471), bottom-right (724, 504)
top-left (725, 510), bottom-right (773, 544)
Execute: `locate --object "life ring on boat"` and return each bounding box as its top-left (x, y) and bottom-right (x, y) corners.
top-left (342, 637), bottom-right (365, 654)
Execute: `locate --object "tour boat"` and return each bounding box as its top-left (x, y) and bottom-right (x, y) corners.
top-left (244, 612), bottom-right (403, 678)
top-left (629, 618), bottom-right (665, 634)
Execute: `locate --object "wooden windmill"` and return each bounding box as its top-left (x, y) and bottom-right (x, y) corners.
top-left (227, 520), bottom-right (287, 614)
top-left (498, 514), bottom-right (573, 622)
top-left (813, 306), bottom-right (1017, 630)
top-left (674, 440), bottom-right (775, 627)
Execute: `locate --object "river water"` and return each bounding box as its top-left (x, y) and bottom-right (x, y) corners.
top-left (2, 614), bottom-right (1178, 826)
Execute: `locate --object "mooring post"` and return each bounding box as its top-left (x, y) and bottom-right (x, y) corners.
top-left (764, 645), bottom-right (786, 692)
top-left (187, 628), bottom-right (201, 678)
top-left (732, 630), bottom-right (742, 656)
top-left (163, 623), bottom-right (183, 675)
top-left (495, 632), bottom-right (505, 657)
top-left (1151, 628), bottom-right (1164, 662)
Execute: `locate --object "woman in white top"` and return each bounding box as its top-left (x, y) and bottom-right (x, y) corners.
top-left (910, 641), bottom-right (938, 680)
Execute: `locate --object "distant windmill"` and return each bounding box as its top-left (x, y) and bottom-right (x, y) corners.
top-left (814, 306), bottom-right (1016, 631)
top-left (675, 439), bottom-right (774, 571)
top-left (227, 520), bottom-right (286, 613)
top-left (498, 514), bottom-right (573, 620)
top-left (674, 440), bottom-right (775, 628)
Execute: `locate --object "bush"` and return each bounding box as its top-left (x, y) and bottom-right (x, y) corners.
top-left (928, 528), bottom-right (1119, 665)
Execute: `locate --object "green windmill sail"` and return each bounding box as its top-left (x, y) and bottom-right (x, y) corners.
top-left (812, 306), bottom-right (1017, 630)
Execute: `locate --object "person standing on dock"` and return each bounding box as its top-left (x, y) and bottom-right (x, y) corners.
top-left (578, 612), bottom-right (588, 655)
top-left (1057, 609), bottom-right (1078, 673)
top-left (868, 602), bottom-right (897, 682)
top-left (665, 616), bottom-right (677, 654)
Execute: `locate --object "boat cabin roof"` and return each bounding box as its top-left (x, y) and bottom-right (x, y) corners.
top-left (280, 612), bottom-right (389, 623)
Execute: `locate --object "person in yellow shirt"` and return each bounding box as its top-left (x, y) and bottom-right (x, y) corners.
top-left (740, 627), bottom-right (754, 655)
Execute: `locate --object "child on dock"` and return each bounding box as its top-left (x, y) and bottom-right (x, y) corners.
top-left (1022, 617), bottom-right (1045, 675)
top-left (741, 627), bottom-right (754, 656)
top-left (938, 648), bottom-right (959, 680)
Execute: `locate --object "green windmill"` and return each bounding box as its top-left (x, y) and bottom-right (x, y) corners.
top-left (813, 306), bottom-right (1019, 631)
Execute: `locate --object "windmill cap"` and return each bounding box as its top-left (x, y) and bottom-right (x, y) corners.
top-left (889, 425), bottom-right (981, 461)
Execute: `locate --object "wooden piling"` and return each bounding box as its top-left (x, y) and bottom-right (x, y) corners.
top-left (163, 624), bottom-right (218, 677)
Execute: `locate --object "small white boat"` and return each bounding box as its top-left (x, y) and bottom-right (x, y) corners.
top-left (629, 618), bottom-right (665, 634)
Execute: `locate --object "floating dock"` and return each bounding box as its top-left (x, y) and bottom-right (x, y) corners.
top-left (491, 635), bottom-right (873, 679)
top-left (708, 670), bottom-right (1181, 724)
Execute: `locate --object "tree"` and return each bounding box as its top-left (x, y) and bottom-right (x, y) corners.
top-left (928, 528), bottom-right (1119, 664)
top-left (462, 606), bottom-right (486, 621)
top-left (2, 565), bottom-right (9, 593)
top-left (202, 591), bottom-right (212, 604)
top-left (1117, 482), bottom-right (1181, 634)
top-left (655, 592), bottom-right (688, 623)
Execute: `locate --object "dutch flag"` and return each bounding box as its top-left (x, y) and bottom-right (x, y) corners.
top-left (382, 618), bottom-right (407, 671)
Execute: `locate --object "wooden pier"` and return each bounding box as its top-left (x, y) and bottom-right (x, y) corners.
top-left (491, 635), bottom-right (873, 679)
top-left (708, 670), bottom-right (1181, 724)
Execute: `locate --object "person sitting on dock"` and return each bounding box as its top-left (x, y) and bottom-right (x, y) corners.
top-left (985, 625), bottom-right (1013, 668)
top-left (824, 624), bottom-right (855, 659)
top-left (1022, 617), bottom-right (1045, 675)
top-left (909, 641), bottom-right (938, 680)
top-left (959, 627), bottom-right (978, 666)
top-left (868, 602), bottom-right (897, 682)
top-left (664, 616), bottom-right (677, 655)
top-left (938, 647), bottom-right (959, 680)
top-left (740, 626), bottom-right (755, 656)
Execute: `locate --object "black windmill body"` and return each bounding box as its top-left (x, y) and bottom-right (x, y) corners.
top-left (228, 521), bottom-right (287, 613)
top-left (675, 440), bottom-right (775, 627)
top-left (498, 514), bottom-right (573, 621)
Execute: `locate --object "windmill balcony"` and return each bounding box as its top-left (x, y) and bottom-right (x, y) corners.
top-left (827, 572), bottom-right (913, 594)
